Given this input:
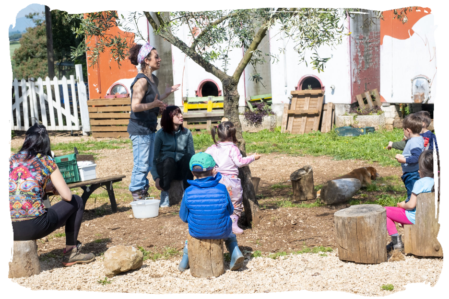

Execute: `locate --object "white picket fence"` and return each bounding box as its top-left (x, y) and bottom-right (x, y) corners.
top-left (11, 64), bottom-right (91, 135)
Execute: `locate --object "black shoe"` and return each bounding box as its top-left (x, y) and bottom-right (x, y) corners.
top-left (386, 235), bottom-right (404, 253)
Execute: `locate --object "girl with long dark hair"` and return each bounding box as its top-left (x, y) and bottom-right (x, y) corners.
top-left (10, 123), bottom-right (94, 266)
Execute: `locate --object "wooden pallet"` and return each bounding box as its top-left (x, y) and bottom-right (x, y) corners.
top-left (320, 102), bottom-right (335, 133)
top-left (88, 98), bottom-right (130, 138)
top-left (355, 89), bottom-right (382, 110)
top-left (183, 97), bottom-right (223, 112)
top-left (286, 90), bottom-right (324, 134)
top-left (183, 111), bottom-right (224, 132)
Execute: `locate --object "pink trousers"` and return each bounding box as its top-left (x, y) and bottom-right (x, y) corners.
top-left (385, 207), bottom-right (413, 235)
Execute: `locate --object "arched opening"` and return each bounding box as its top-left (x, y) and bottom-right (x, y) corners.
top-left (296, 75), bottom-right (325, 92)
top-left (196, 79), bottom-right (222, 97)
top-left (301, 77), bottom-right (322, 90)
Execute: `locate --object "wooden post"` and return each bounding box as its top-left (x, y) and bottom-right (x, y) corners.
top-left (251, 177), bottom-right (261, 195)
top-left (404, 192), bottom-right (443, 257)
top-left (290, 166), bottom-right (316, 201)
top-left (321, 179), bottom-right (361, 205)
top-left (45, 6), bottom-right (55, 79)
top-left (9, 240), bottom-right (41, 278)
top-left (187, 234), bottom-right (224, 278)
top-left (334, 204), bottom-right (387, 264)
top-left (281, 103), bottom-right (289, 133)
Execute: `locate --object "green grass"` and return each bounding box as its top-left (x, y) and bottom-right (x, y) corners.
top-left (53, 232), bottom-right (66, 238)
top-left (271, 183), bottom-right (290, 190)
top-left (251, 250), bottom-right (262, 258)
top-left (349, 194), bottom-right (406, 207)
top-left (277, 198), bottom-right (324, 209)
top-left (138, 246), bottom-right (180, 261)
top-left (192, 127), bottom-right (404, 167)
top-left (39, 252), bottom-right (59, 261)
top-left (98, 277), bottom-right (112, 285)
top-left (381, 284), bottom-right (394, 291)
top-left (10, 42), bottom-right (20, 59)
top-left (51, 139), bottom-right (129, 155)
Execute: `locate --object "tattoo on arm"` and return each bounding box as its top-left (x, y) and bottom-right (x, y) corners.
top-left (131, 78), bottom-right (151, 112)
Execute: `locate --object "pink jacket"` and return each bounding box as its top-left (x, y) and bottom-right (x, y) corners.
top-left (205, 142), bottom-right (255, 176)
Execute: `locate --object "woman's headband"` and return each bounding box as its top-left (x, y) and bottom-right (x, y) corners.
top-left (137, 42), bottom-right (154, 64)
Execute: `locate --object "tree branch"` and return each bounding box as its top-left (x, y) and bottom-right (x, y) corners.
top-left (232, 8), bottom-right (292, 83)
top-left (155, 12), bottom-right (165, 27)
top-left (144, 12), bottom-right (159, 31)
top-left (190, 11), bottom-right (239, 51)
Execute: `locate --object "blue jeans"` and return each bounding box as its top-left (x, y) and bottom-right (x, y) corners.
top-left (402, 171), bottom-right (420, 202)
top-left (129, 134), bottom-right (155, 192)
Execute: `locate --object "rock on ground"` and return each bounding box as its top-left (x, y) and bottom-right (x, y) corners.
top-left (104, 246), bottom-right (143, 277)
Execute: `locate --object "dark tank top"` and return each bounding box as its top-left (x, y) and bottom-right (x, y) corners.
top-left (127, 73), bottom-right (160, 135)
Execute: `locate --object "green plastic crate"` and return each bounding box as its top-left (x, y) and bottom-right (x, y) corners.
top-left (55, 153), bottom-right (80, 183)
top-left (335, 126), bottom-right (375, 137)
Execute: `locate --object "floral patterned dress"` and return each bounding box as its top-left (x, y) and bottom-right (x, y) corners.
top-left (9, 152), bottom-right (57, 222)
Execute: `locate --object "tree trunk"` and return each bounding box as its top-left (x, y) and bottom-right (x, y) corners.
top-left (290, 165), bottom-right (316, 201)
top-left (321, 178), bottom-right (361, 205)
top-left (187, 234), bottom-right (224, 278)
top-left (222, 79), bottom-right (260, 227)
top-left (9, 240), bottom-right (41, 278)
top-left (404, 192), bottom-right (443, 257)
top-left (334, 204), bottom-right (387, 264)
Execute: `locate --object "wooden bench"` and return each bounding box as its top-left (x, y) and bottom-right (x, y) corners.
top-left (43, 175), bottom-right (126, 212)
top-left (404, 192), bottom-right (443, 257)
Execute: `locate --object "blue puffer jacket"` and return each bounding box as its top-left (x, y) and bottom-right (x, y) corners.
top-left (179, 173), bottom-right (233, 239)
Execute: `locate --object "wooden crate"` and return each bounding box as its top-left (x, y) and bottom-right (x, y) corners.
top-left (183, 111), bottom-right (224, 132)
top-left (286, 90), bottom-right (324, 134)
top-left (88, 98), bottom-right (130, 138)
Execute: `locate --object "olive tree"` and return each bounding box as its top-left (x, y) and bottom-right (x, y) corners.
top-left (70, 7), bottom-right (416, 226)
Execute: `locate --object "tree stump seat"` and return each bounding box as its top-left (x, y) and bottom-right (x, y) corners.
top-left (334, 204), bottom-right (387, 264)
top-left (290, 165), bottom-right (316, 201)
top-left (9, 240), bottom-right (41, 278)
top-left (187, 234), bottom-right (225, 278)
top-left (404, 192), bottom-right (443, 257)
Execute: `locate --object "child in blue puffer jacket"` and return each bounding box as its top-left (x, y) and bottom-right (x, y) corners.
top-left (178, 152), bottom-right (245, 272)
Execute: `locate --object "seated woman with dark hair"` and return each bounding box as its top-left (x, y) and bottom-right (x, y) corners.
top-left (10, 123), bottom-right (95, 267)
top-left (151, 106), bottom-right (195, 207)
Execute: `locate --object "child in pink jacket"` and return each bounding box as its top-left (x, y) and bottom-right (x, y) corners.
top-left (205, 121), bottom-right (261, 234)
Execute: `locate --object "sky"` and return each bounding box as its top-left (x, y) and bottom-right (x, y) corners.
top-left (16, 3), bottom-right (45, 19)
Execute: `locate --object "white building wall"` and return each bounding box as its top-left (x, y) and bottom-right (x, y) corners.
top-left (269, 16), bottom-right (352, 124)
top-left (380, 14), bottom-right (437, 104)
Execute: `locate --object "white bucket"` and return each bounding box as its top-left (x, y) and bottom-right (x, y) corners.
top-left (130, 197), bottom-right (160, 219)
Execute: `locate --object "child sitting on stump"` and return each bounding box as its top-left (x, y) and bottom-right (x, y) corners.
top-left (178, 152), bottom-right (245, 272)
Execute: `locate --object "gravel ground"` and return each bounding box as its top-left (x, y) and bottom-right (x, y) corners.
top-left (11, 251), bottom-right (442, 296)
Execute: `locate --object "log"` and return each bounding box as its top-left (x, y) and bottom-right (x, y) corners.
top-left (404, 192), bottom-right (443, 257)
top-left (321, 179), bottom-right (361, 205)
top-left (9, 240), bottom-right (41, 278)
top-left (290, 165), bottom-right (316, 201)
top-left (334, 204), bottom-right (387, 264)
top-left (187, 234), bottom-right (224, 278)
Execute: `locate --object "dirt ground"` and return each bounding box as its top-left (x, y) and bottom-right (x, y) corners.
top-left (10, 135), bottom-right (405, 259)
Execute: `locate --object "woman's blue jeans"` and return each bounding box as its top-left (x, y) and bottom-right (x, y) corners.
top-left (129, 134), bottom-right (155, 192)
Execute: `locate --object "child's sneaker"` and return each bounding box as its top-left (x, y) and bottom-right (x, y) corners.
top-left (62, 241), bottom-right (95, 267)
top-left (386, 235), bottom-right (404, 253)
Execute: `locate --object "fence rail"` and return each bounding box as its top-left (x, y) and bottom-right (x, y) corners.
top-left (11, 64), bottom-right (90, 135)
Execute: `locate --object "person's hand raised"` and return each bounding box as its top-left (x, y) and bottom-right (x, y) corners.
top-left (165, 84), bottom-right (180, 95)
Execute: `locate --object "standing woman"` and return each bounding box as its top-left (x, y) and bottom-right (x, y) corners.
top-left (127, 43), bottom-right (180, 201)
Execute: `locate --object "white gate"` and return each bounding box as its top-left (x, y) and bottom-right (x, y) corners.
top-left (11, 64), bottom-right (91, 135)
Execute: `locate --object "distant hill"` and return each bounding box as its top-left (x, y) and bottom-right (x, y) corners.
top-left (9, 16), bottom-right (35, 33)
